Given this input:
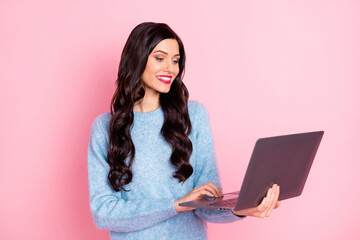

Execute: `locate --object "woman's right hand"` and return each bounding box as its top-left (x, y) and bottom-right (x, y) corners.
top-left (174, 182), bottom-right (224, 212)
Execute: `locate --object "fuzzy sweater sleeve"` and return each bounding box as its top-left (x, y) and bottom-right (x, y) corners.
top-left (191, 103), bottom-right (246, 223)
top-left (87, 115), bottom-right (178, 232)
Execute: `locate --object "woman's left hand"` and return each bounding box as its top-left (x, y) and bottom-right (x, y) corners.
top-left (232, 184), bottom-right (281, 218)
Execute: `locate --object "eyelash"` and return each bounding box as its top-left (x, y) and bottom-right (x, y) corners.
top-left (155, 57), bottom-right (164, 61)
top-left (155, 57), bottom-right (179, 64)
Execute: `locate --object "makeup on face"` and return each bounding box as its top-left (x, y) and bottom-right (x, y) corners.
top-left (156, 75), bottom-right (172, 84)
top-left (141, 39), bottom-right (180, 94)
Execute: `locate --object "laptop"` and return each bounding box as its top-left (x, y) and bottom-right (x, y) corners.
top-left (179, 131), bottom-right (324, 211)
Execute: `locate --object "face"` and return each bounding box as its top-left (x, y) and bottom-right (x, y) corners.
top-left (141, 39), bottom-right (180, 95)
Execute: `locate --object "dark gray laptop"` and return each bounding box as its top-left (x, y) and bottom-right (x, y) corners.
top-left (179, 131), bottom-right (324, 211)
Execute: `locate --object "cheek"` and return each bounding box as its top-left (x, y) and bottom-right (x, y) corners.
top-left (143, 62), bottom-right (159, 81)
top-left (175, 67), bottom-right (180, 77)
top-left (148, 59), bottom-right (162, 73)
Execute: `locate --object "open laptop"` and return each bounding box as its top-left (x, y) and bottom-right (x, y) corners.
top-left (179, 131), bottom-right (324, 211)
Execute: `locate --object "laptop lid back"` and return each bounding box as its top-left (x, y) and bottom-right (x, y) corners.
top-left (234, 131), bottom-right (324, 211)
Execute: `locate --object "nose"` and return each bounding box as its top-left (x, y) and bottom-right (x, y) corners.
top-left (163, 59), bottom-right (175, 73)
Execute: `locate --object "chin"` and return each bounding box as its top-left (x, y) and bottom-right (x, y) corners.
top-left (158, 89), bottom-right (171, 94)
top-left (157, 86), bottom-right (172, 94)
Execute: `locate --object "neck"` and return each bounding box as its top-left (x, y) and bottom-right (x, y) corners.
top-left (133, 87), bottom-right (160, 113)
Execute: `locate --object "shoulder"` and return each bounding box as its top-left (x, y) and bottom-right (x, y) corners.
top-left (188, 100), bottom-right (209, 118)
top-left (188, 100), bottom-right (211, 130)
top-left (90, 112), bottom-right (111, 136)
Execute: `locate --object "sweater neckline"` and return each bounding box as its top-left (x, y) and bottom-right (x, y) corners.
top-left (133, 107), bottom-right (163, 121)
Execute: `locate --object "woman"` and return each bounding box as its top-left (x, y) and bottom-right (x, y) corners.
top-left (88, 22), bottom-right (280, 239)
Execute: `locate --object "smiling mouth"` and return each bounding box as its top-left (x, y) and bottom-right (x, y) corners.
top-left (156, 75), bottom-right (172, 84)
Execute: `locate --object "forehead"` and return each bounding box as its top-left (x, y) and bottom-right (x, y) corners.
top-left (151, 39), bottom-right (179, 54)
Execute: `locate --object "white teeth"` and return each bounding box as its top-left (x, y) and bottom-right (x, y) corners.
top-left (157, 76), bottom-right (171, 81)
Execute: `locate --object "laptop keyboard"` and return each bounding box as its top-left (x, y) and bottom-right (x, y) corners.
top-left (209, 198), bottom-right (237, 208)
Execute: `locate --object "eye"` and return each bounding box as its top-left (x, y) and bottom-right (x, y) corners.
top-left (173, 59), bottom-right (179, 64)
top-left (155, 56), bottom-right (164, 61)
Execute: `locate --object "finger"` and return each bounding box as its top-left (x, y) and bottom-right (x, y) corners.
top-left (256, 194), bottom-right (269, 213)
top-left (258, 197), bottom-right (270, 218)
top-left (184, 189), bottom-right (214, 203)
top-left (200, 182), bottom-right (221, 197)
top-left (196, 189), bottom-right (215, 198)
top-left (266, 185), bottom-right (278, 216)
top-left (264, 185), bottom-right (276, 216)
top-left (272, 186), bottom-right (280, 210)
top-left (267, 186), bottom-right (276, 204)
top-left (193, 184), bottom-right (217, 197)
top-left (275, 185), bottom-right (280, 202)
top-left (269, 185), bottom-right (278, 206)
top-left (199, 183), bottom-right (222, 198)
top-left (272, 185), bottom-right (280, 207)
top-left (192, 185), bottom-right (215, 196)
top-left (204, 184), bottom-right (220, 198)
top-left (268, 185), bottom-right (280, 215)
top-left (272, 185), bottom-right (279, 202)
top-left (206, 182), bottom-right (223, 197)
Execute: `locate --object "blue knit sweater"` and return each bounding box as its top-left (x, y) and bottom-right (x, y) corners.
top-left (88, 101), bottom-right (244, 239)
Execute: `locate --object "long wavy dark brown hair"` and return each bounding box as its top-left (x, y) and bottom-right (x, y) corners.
top-left (107, 22), bottom-right (193, 192)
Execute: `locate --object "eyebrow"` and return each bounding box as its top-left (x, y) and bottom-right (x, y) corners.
top-left (153, 50), bottom-right (180, 57)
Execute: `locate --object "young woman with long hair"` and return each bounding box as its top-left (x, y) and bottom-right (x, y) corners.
top-left (88, 22), bottom-right (280, 239)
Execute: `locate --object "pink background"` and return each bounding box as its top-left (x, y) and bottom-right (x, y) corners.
top-left (1, 0), bottom-right (359, 239)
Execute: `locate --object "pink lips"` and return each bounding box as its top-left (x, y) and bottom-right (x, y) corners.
top-left (156, 75), bottom-right (172, 84)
